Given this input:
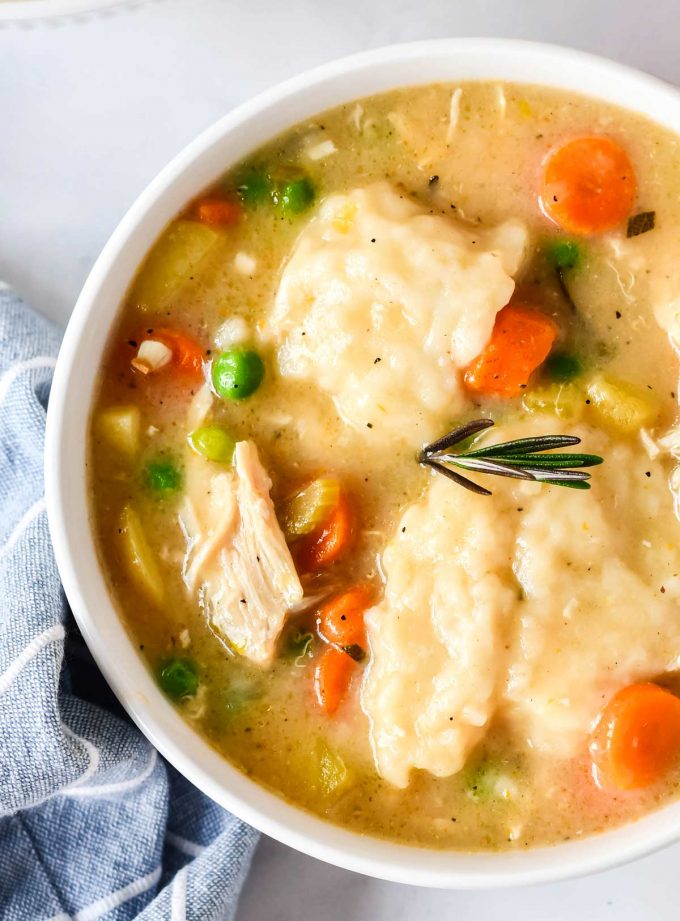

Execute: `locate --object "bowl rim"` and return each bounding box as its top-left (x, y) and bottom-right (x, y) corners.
top-left (45, 37), bottom-right (680, 888)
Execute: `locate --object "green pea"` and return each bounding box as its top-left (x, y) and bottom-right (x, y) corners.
top-left (236, 168), bottom-right (271, 206)
top-left (188, 425), bottom-right (236, 464)
top-left (158, 657), bottom-right (199, 700)
top-left (544, 351), bottom-right (583, 382)
top-left (277, 177), bottom-right (315, 216)
top-left (546, 239), bottom-right (581, 270)
top-left (144, 460), bottom-right (182, 494)
top-left (211, 348), bottom-right (264, 401)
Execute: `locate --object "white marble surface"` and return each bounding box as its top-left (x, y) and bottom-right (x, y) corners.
top-left (2, 0), bottom-right (680, 917)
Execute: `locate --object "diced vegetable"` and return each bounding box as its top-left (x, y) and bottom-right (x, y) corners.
top-left (211, 348), bottom-right (265, 401)
top-left (317, 585), bottom-right (372, 652)
top-left (545, 238), bottom-right (581, 270)
top-left (130, 220), bottom-right (221, 312)
top-left (544, 351), bottom-right (582, 382)
top-left (280, 477), bottom-right (341, 539)
top-left (586, 374), bottom-right (660, 434)
top-left (540, 136), bottom-right (636, 235)
top-left (95, 405), bottom-right (141, 458)
top-left (314, 646), bottom-right (355, 715)
top-left (194, 197), bottom-right (241, 228)
top-left (153, 328), bottom-right (205, 379)
top-left (294, 491), bottom-right (353, 573)
top-left (144, 460), bottom-right (182, 494)
top-left (464, 759), bottom-right (519, 802)
top-left (464, 305), bottom-right (557, 398)
top-left (131, 339), bottom-right (173, 375)
top-left (214, 316), bottom-right (250, 349)
top-left (589, 683), bottom-right (680, 790)
top-left (236, 168), bottom-right (271, 206)
top-left (522, 381), bottom-right (585, 422)
top-left (119, 505), bottom-right (164, 604)
top-left (285, 629), bottom-right (314, 665)
top-left (188, 425), bottom-right (236, 464)
top-left (276, 177), bottom-right (315, 216)
top-left (234, 252), bottom-right (257, 276)
top-left (315, 739), bottom-right (350, 796)
top-left (158, 657), bottom-right (199, 700)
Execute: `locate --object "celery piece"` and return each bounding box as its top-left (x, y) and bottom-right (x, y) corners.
top-left (523, 382), bottom-right (585, 423)
top-left (315, 740), bottom-right (350, 797)
top-left (130, 220), bottom-right (220, 312)
top-left (119, 505), bottom-right (164, 604)
top-left (188, 425), bottom-right (236, 464)
top-left (586, 374), bottom-right (660, 434)
top-left (279, 478), bottom-right (340, 539)
top-left (95, 405), bottom-right (140, 459)
top-left (284, 629), bottom-right (314, 666)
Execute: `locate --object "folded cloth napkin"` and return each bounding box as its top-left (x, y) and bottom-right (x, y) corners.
top-left (0, 287), bottom-right (259, 921)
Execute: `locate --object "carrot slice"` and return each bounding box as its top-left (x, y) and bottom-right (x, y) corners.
top-left (194, 198), bottom-right (241, 228)
top-left (295, 491), bottom-right (353, 573)
top-left (589, 682), bottom-right (680, 791)
top-left (317, 584), bottom-right (372, 650)
top-left (540, 136), bottom-right (636, 235)
top-left (153, 327), bottom-right (205, 379)
top-left (464, 304), bottom-right (557, 398)
top-left (314, 646), bottom-right (355, 716)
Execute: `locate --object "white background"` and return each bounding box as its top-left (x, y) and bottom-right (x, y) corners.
top-left (2, 1), bottom-right (680, 917)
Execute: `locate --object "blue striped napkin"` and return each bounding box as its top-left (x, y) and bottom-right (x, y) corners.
top-left (0, 286), bottom-right (259, 921)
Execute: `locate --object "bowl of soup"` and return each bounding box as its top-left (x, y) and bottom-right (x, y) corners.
top-left (45, 38), bottom-right (680, 887)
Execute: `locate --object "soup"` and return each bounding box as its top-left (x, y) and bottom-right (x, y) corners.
top-left (89, 81), bottom-right (680, 850)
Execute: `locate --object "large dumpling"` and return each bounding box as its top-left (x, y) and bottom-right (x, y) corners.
top-left (361, 475), bottom-right (518, 788)
top-left (362, 418), bottom-right (680, 787)
top-left (268, 182), bottom-right (527, 439)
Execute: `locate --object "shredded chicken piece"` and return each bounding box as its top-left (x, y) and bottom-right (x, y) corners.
top-left (182, 440), bottom-right (303, 665)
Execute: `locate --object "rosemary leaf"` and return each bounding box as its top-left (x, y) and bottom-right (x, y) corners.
top-left (486, 453), bottom-right (603, 469)
top-left (516, 467), bottom-right (591, 482)
top-left (542, 479), bottom-right (591, 490)
top-left (421, 418), bottom-right (494, 458)
top-left (464, 435), bottom-right (581, 457)
top-left (422, 458), bottom-right (492, 496)
top-left (444, 456), bottom-right (536, 480)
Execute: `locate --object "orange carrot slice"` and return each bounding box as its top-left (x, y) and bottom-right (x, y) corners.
top-left (589, 682), bottom-right (680, 791)
top-left (464, 304), bottom-right (557, 398)
top-left (153, 327), bottom-right (205, 379)
top-left (314, 646), bottom-right (355, 716)
top-left (317, 584), bottom-right (372, 650)
top-left (540, 136), bottom-right (636, 235)
top-left (194, 198), bottom-right (241, 228)
top-left (295, 491), bottom-right (354, 573)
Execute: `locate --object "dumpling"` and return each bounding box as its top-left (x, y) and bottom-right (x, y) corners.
top-left (269, 182), bottom-right (527, 439)
top-left (504, 424), bottom-right (680, 756)
top-left (363, 417), bottom-right (680, 787)
top-left (361, 475), bottom-right (518, 788)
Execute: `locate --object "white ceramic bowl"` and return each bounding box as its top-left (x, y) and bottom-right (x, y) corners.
top-left (45, 38), bottom-right (680, 888)
top-left (0, 0), bottom-right (134, 23)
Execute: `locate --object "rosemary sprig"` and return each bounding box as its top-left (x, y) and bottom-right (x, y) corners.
top-left (419, 419), bottom-right (603, 496)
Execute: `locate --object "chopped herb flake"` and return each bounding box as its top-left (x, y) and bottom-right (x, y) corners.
top-left (627, 211), bottom-right (655, 237)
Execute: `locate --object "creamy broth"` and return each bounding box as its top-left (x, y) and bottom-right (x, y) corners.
top-left (89, 82), bottom-right (680, 850)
